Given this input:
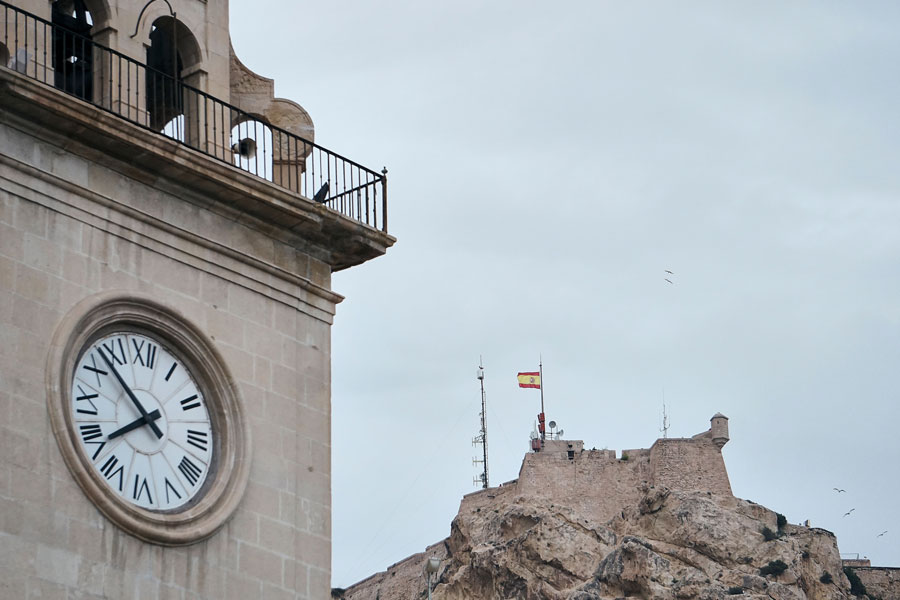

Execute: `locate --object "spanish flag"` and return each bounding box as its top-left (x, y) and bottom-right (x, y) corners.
top-left (517, 372), bottom-right (541, 389)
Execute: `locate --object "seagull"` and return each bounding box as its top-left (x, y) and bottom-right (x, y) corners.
top-left (665, 279), bottom-right (674, 285)
top-left (843, 509), bottom-right (855, 517)
top-left (833, 488), bottom-right (846, 493)
top-left (877, 531), bottom-right (888, 538)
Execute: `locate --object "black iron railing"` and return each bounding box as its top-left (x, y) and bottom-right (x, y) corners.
top-left (0, 0), bottom-right (387, 232)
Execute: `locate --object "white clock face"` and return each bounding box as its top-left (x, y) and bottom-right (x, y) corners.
top-left (71, 331), bottom-right (213, 511)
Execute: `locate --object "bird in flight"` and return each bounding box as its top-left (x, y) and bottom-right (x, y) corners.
top-left (877, 530), bottom-right (888, 538)
top-left (665, 270), bottom-right (674, 275)
top-left (665, 278), bottom-right (674, 285)
top-left (833, 488), bottom-right (846, 493)
top-left (843, 509), bottom-right (855, 517)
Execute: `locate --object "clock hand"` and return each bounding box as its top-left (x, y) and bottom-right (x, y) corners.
top-left (97, 346), bottom-right (164, 440)
top-left (107, 409), bottom-right (162, 440)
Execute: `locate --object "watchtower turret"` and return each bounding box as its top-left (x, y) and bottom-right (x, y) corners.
top-left (711, 413), bottom-right (730, 448)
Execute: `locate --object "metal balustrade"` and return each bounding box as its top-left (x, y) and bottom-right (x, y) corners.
top-left (0, 0), bottom-right (388, 232)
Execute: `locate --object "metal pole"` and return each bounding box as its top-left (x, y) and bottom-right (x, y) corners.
top-left (479, 358), bottom-right (489, 488)
top-left (539, 358), bottom-right (545, 441)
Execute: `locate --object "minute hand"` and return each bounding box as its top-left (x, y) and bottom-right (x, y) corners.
top-left (97, 346), bottom-right (163, 439)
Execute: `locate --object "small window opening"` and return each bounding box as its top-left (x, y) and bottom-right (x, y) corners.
top-left (52, 0), bottom-right (93, 100)
top-left (567, 450), bottom-right (575, 460)
top-left (146, 19), bottom-right (184, 132)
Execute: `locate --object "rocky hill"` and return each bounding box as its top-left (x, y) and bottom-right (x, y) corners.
top-left (339, 417), bottom-right (894, 599)
top-left (341, 484), bottom-right (857, 599)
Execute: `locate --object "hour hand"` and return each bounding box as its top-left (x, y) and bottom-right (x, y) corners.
top-left (107, 409), bottom-right (162, 440)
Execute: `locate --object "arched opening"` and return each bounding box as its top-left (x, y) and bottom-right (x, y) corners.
top-left (51, 0), bottom-right (94, 100)
top-left (145, 16), bottom-right (202, 133)
top-left (230, 118), bottom-right (274, 181)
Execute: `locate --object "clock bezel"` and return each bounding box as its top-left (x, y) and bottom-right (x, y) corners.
top-left (47, 292), bottom-right (252, 546)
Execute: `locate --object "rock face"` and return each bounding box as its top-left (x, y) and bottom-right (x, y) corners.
top-left (343, 485), bottom-right (855, 600)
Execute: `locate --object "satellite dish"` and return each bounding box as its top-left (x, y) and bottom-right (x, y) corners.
top-left (548, 421), bottom-right (557, 429)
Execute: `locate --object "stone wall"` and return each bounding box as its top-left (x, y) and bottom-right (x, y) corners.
top-left (854, 567), bottom-right (900, 600)
top-left (649, 435), bottom-right (732, 496)
top-left (0, 104), bottom-right (335, 597)
top-left (509, 418), bottom-right (731, 525)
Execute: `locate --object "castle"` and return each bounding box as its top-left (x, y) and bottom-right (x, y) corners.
top-left (505, 413), bottom-right (733, 525)
top-left (342, 414), bottom-right (899, 599)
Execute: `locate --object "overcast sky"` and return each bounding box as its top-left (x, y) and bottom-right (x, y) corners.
top-left (230, 1), bottom-right (900, 588)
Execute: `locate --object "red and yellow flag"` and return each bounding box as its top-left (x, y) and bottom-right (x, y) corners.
top-left (517, 372), bottom-right (541, 389)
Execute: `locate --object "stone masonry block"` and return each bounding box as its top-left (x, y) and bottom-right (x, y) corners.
top-left (35, 545), bottom-right (81, 587)
top-left (0, 222), bottom-right (24, 260)
top-left (239, 542), bottom-right (284, 587)
top-left (13, 199), bottom-right (47, 238)
top-left (258, 517), bottom-right (296, 557)
top-left (0, 254), bottom-right (14, 289)
top-left (229, 284), bottom-right (273, 327)
top-left (23, 233), bottom-right (62, 274)
top-left (224, 571), bottom-right (262, 600)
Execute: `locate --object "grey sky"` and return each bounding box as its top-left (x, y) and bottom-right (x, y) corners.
top-left (230, 1), bottom-right (900, 587)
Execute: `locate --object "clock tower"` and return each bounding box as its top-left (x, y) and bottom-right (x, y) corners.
top-left (0, 0), bottom-right (394, 597)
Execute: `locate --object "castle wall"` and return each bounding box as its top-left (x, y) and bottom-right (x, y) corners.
top-left (649, 436), bottom-right (732, 496)
top-left (515, 447), bottom-right (653, 524)
top-left (854, 567), bottom-right (900, 600)
top-left (0, 111), bottom-right (334, 597)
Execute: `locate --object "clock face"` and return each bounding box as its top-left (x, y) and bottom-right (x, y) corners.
top-left (71, 331), bottom-right (213, 511)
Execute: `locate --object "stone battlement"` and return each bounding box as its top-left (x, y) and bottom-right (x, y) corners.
top-left (461, 413), bottom-right (732, 524)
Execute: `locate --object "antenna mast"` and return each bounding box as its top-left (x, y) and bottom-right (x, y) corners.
top-left (660, 401), bottom-right (669, 439)
top-left (472, 358), bottom-right (489, 489)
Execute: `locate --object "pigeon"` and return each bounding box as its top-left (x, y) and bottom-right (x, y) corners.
top-left (877, 531), bottom-right (887, 538)
top-left (843, 509), bottom-right (855, 517)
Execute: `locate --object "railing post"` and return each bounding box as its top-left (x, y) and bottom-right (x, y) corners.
top-left (381, 167), bottom-right (388, 233)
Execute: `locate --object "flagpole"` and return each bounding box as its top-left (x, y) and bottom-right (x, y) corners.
top-left (539, 357), bottom-right (545, 441)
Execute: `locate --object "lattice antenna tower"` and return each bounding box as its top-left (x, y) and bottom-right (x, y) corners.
top-left (472, 358), bottom-right (489, 489)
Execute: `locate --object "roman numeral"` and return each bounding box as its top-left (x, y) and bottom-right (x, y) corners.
top-left (99, 455), bottom-right (124, 491)
top-left (186, 429), bottom-right (209, 452)
top-left (101, 338), bottom-right (127, 366)
top-left (131, 338), bottom-right (158, 369)
top-left (164, 362), bottom-right (177, 381)
top-left (180, 394), bottom-right (201, 411)
top-left (79, 423), bottom-right (106, 460)
top-left (132, 474), bottom-right (153, 504)
top-left (165, 478), bottom-right (182, 503)
top-left (178, 455), bottom-right (202, 487)
top-left (82, 355), bottom-right (107, 386)
top-left (75, 385), bottom-right (98, 415)
top-left (80, 423), bottom-right (103, 442)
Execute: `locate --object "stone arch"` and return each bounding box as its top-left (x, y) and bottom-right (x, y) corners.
top-left (144, 15), bottom-right (204, 132)
top-left (132, 3), bottom-right (205, 73)
top-left (51, 0), bottom-right (113, 31)
top-left (146, 16), bottom-right (204, 77)
top-left (229, 45), bottom-right (315, 193)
